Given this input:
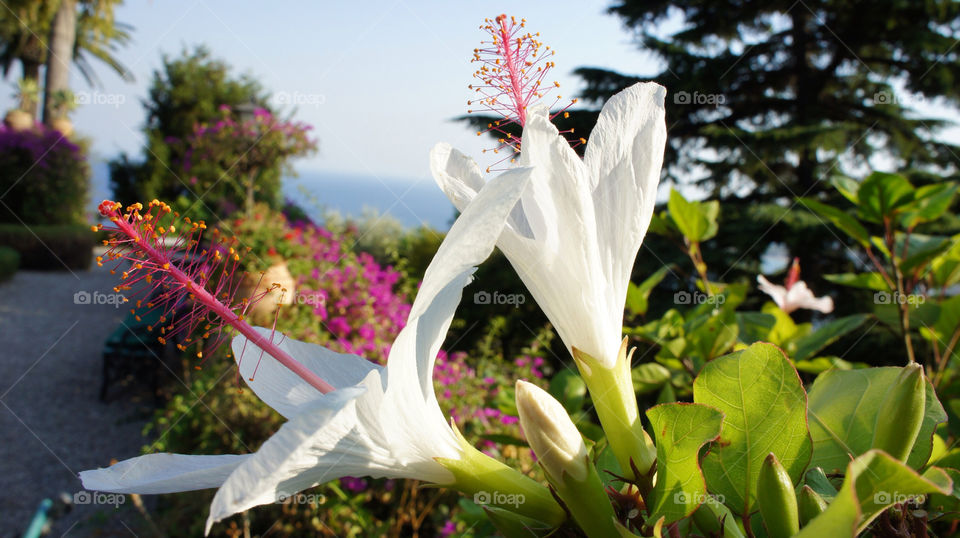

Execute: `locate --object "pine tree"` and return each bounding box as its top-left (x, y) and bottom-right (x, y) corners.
top-left (571, 0), bottom-right (960, 200)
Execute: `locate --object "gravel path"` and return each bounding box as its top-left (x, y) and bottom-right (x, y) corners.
top-left (0, 259), bottom-right (158, 536)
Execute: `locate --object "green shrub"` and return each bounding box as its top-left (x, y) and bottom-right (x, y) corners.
top-left (0, 224), bottom-right (94, 270)
top-left (0, 126), bottom-right (90, 225)
top-left (0, 246), bottom-right (19, 280)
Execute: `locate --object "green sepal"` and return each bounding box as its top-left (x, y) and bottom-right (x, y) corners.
top-left (435, 422), bottom-right (565, 527)
top-left (573, 339), bottom-right (656, 480)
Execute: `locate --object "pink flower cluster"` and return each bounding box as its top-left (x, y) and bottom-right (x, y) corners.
top-left (287, 224), bottom-right (411, 364)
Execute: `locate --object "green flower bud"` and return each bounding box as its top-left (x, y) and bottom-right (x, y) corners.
top-left (871, 363), bottom-right (926, 461)
top-left (515, 380), bottom-right (619, 537)
top-left (757, 453), bottom-right (799, 538)
top-left (797, 485), bottom-right (828, 526)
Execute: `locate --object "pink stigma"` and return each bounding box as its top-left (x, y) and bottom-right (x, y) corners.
top-left (785, 257), bottom-right (801, 290)
top-left (468, 14), bottom-right (579, 171)
top-left (95, 200), bottom-right (334, 394)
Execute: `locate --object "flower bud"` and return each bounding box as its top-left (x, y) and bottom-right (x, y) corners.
top-left (797, 485), bottom-right (827, 526)
top-left (757, 453), bottom-right (799, 538)
top-left (516, 380), bottom-right (588, 481)
top-left (515, 380), bottom-right (619, 537)
top-left (871, 363), bottom-right (926, 461)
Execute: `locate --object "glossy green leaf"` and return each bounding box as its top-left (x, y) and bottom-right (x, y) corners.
top-left (668, 188), bottom-right (719, 242)
top-left (736, 312), bottom-right (776, 345)
top-left (646, 403), bottom-right (724, 524)
top-left (823, 272), bottom-right (890, 291)
top-left (807, 367), bottom-right (946, 473)
top-left (694, 343), bottom-right (812, 515)
top-left (792, 314), bottom-right (869, 362)
top-left (832, 176), bottom-right (860, 204)
top-left (899, 182), bottom-right (958, 228)
top-left (796, 450), bottom-right (952, 537)
top-left (625, 265), bottom-right (673, 317)
top-left (632, 362), bottom-right (672, 395)
top-left (856, 172), bottom-right (915, 223)
top-left (798, 197), bottom-right (870, 246)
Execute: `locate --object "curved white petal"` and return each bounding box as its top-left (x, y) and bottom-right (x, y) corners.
top-left (390, 165), bottom-right (534, 407)
top-left (585, 82), bottom-right (667, 363)
top-left (430, 143), bottom-right (484, 212)
top-left (757, 275), bottom-right (789, 310)
top-left (432, 84), bottom-right (666, 369)
top-left (80, 453), bottom-right (249, 494)
top-left (785, 281), bottom-right (834, 314)
top-left (231, 327), bottom-right (379, 419)
top-left (207, 168), bottom-right (534, 532)
top-left (205, 371), bottom-right (454, 532)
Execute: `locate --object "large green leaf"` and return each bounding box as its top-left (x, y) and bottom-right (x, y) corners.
top-left (667, 188), bottom-right (718, 242)
top-left (832, 176), bottom-right (860, 204)
top-left (646, 403), bottom-right (724, 524)
top-left (856, 172), bottom-right (916, 223)
top-left (807, 367), bottom-right (947, 473)
top-left (694, 343), bottom-right (812, 516)
top-left (792, 314), bottom-right (870, 362)
top-left (798, 197), bottom-right (870, 247)
top-left (796, 451), bottom-right (952, 537)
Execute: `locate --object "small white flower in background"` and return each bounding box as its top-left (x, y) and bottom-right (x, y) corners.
top-left (757, 258), bottom-right (834, 314)
top-left (80, 168), bottom-right (557, 533)
top-left (432, 82), bottom-right (667, 369)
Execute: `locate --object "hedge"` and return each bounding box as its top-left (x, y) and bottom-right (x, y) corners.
top-left (0, 224), bottom-right (94, 270)
top-left (0, 246), bottom-right (19, 280)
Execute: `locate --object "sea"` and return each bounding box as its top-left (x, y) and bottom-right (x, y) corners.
top-left (89, 162), bottom-right (456, 230)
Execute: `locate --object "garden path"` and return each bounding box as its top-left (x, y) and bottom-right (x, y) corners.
top-left (0, 259), bottom-right (157, 535)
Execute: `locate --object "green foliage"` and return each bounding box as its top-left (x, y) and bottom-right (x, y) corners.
top-left (695, 343), bottom-right (812, 516)
top-left (645, 402), bottom-right (723, 524)
top-left (109, 47), bottom-right (266, 210)
top-left (806, 367), bottom-right (945, 472)
top-left (0, 245), bottom-right (19, 280)
top-left (0, 223), bottom-right (93, 270)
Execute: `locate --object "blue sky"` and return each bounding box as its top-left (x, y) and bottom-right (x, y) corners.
top-left (0, 1), bottom-right (664, 183)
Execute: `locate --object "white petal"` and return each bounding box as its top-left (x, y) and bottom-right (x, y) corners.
top-left (388, 165), bottom-right (533, 405)
top-left (584, 82), bottom-right (667, 364)
top-left (785, 281), bottom-right (834, 314)
top-left (206, 370), bottom-right (453, 533)
top-left (430, 143), bottom-right (485, 212)
top-left (80, 453), bottom-right (249, 494)
top-left (496, 106), bottom-right (614, 365)
top-left (231, 327), bottom-right (380, 419)
top-left (757, 275), bottom-right (790, 311)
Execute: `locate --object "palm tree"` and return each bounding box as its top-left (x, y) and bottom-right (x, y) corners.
top-left (0, 0), bottom-right (132, 120)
